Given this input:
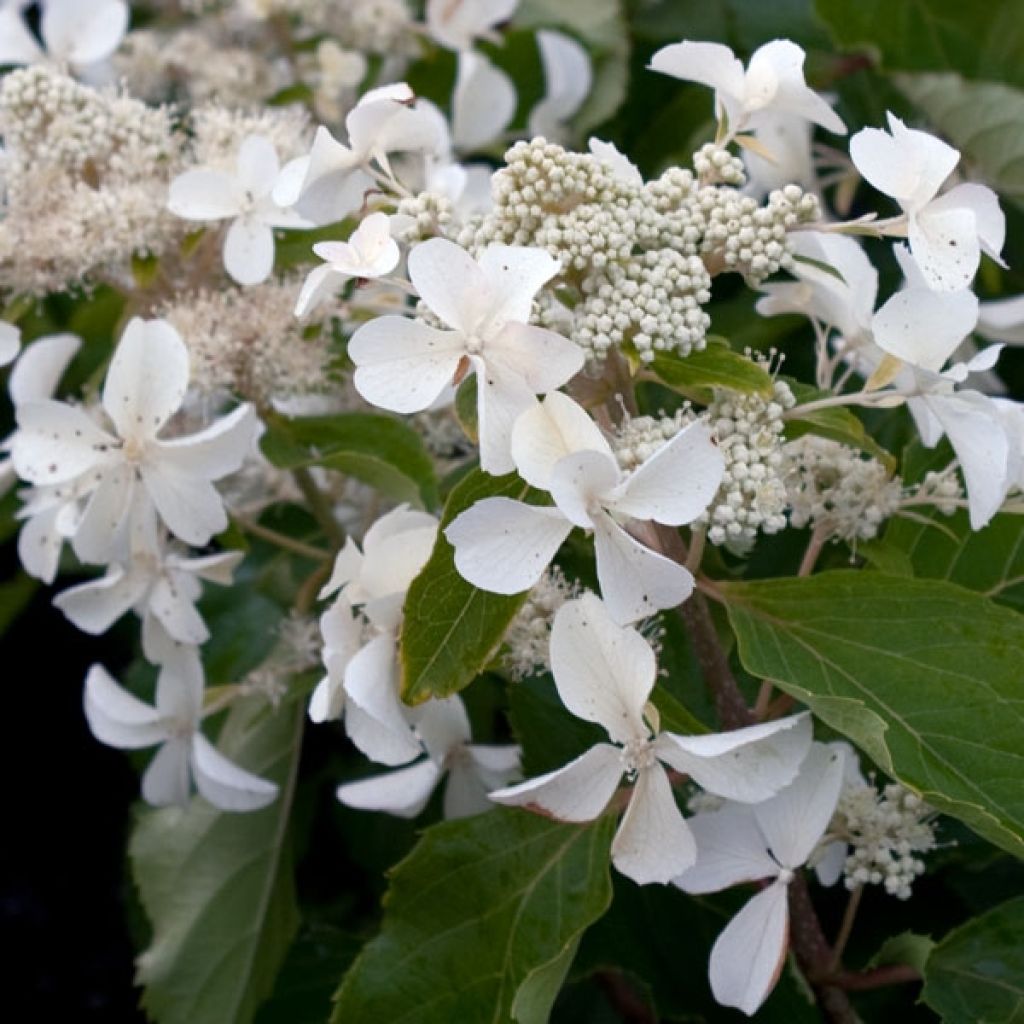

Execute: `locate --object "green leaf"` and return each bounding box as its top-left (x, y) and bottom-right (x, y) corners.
top-left (331, 809), bottom-right (616, 1024)
top-left (649, 341), bottom-right (774, 398)
top-left (922, 896), bottom-right (1024, 1023)
top-left (400, 469), bottom-right (545, 705)
top-left (895, 73), bottom-right (1024, 209)
top-left (869, 931), bottom-right (936, 973)
top-left (784, 380), bottom-right (896, 470)
top-left (453, 376), bottom-right (479, 443)
top-left (260, 413), bottom-right (439, 510)
top-left (130, 695), bottom-right (304, 1024)
top-left (721, 572), bottom-right (1024, 859)
top-left (885, 510), bottom-right (1024, 614)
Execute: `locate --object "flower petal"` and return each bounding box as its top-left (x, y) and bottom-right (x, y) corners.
top-left (445, 497), bottom-right (572, 594)
top-left (549, 449), bottom-right (620, 527)
top-left (9, 333), bottom-right (80, 407)
top-left (102, 317), bottom-right (189, 440)
top-left (610, 420), bottom-right (724, 526)
top-left (453, 50), bottom-right (516, 151)
top-left (592, 510), bottom-right (694, 625)
top-left (489, 742), bottom-right (623, 821)
top-left (142, 738), bottom-right (192, 807)
top-left (936, 183), bottom-right (1005, 264)
top-left (673, 805), bottom-right (778, 894)
top-left (349, 315), bottom-right (465, 414)
top-left (223, 216), bottom-right (275, 286)
top-left (612, 762), bottom-right (697, 884)
top-left (477, 247), bottom-right (562, 332)
top-left (909, 204), bottom-right (980, 292)
top-left (407, 237), bottom-right (490, 333)
top-left (648, 40), bottom-right (745, 104)
top-left (12, 400), bottom-right (114, 485)
top-left (53, 565), bottom-right (147, 635)
top-left (168, 169), bottom-right (244, 221)
top-left (474, 352), bottom-right (538, 475)
top-left (192, 733), bottom-right (279, 811)
top-left (71, 465), bottom-right (136, 564)
top-left (83, 663), bottom-right (166, 749)
top-left (236, 135), bottom-right (279, 196)
top-left (486, 321), bottom-right (584, 396)
top-left (149, 576), bottom-right (209, 645)
top-left (153, 403), bottom-right (257, 480)
top-left (655, 712), bottom-right (813, 803)
top-left (529, 30), bottom-right (592, 139)
top-left (413, 695), bottom-right (472, 762)
top-left (872, 284), bottom-right (978, 372)
top-left (550, 592), bottom-right (656, 743)
top-left (140, 463), bottom-right (229, 546)
top-left (709, 880), bottom-right (790, 1016)
top-left (337, 759), bottom-right (442, 818)
top-left (43, 0), bottom-right (128, 66)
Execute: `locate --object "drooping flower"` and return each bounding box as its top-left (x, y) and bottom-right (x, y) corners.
top-left (452, 50), bottom-right (516, 153)
top-left (337, 694), bottom-right (521, 819)
top-left (425, 0), bottom-right (518, 51)
top-left (445, 392), bottom-right (723, 623)
top-left (673, 743), bottom-right (846, 1015)
top-left (348, 238), bottom-right (584, 473)
top-left (12, 317), bottom-right (257, 564)
top-left (490, 594), bottom-right (814, 885)
top-left (168, 134), bottom-right (311, 286)
top-left (294, 212), bottom-right (400, 317)
top-left (649, 39), bottom-right (846, 139)
top-left (83, 646), bottom-right (279, 811)
top-left (528, 30), bottom-right (592, 142)
top-left (850, 113), bottom-right (1005, 291)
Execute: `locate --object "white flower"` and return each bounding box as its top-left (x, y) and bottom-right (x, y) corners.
top-left (0, 0), bottom-right (128, 71)
top-left (83, 647), bottom-right (278, 811)
top-left (425, 0), bottom-right (518, 51)
top-left (337, 694), bottom-right (521, 819)
top-left (445, 392), bottom-right (723, 623)
top-left (309, 507), bottom-right (439, 766)
top-left (0, 320), bottom-right (19, 367)
top-left (588, 137), bottom-right (643, 188)
top-left (12, 317), bottom-right (257, 563)
top-left (977, 294), bottom-right (1024, 345)
top-left (348, 238), bottom-right (584, 473)
top-left (742, 111), bottom-right (816, 195)
top-left (674, 743), bottom-right (846, 1016)
top-left (273, 84), bottom-right (442, 224)
top-left (850, 113), bottom-right (1005, 291)
top-left (452, 50), bottom-right (516, 152)
top-left (168, 134), bottom-right (310, 286)
top-left (490, 594), bottom-right (813, 885)
top-left (649, 39), bottom-right (846, 138)
top-left (294, 212), bottom-right (400, 317)
top-left (528, 30), bottom-right (592, 142)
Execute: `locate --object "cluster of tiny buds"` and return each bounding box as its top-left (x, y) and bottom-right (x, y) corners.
top-left (239, 612), bottom-right (322, 707)
top-left (693, 143), bottom-right (746, 186)
top-left (912, 466), bottom-right (964, 515)
top-left (394, 192), bottom-right (454, 244)
top-left (613, 406), bottom-right (695, 472)
top-left (834, 781), bottom-right (937, 900)
top-left (502, 568), bottom-right (579, 681)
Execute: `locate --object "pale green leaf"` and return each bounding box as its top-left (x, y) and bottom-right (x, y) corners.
top-left (722, 572), bottom-right (1024, 859)
top-left (649, 341), bottom-right (774, 398)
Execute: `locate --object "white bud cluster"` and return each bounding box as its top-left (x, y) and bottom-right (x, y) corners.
top-left (161, 277), bottom-right (338, 406)
top-left (190, 103), bottom-right (310, 171)
top-left (502, 568), bottom-right (579, 681)
top-left (785, 436), bottom-right (902, 543)
top-left (0, 66), bottom-right (186, 293)
top-left (700, 376), bottom-right (796, 549)
top-left (641, 167), bottom-right (704, 254)
top-left (576, 249), bottom-right (712, 363)
top-left (834, 781), bottom-right (937, 900)
top-left (693, 143), bottom-right (746, 186)
top-left (275, 0), bottom-right (416, 54)
top-left (394, 191), bottom-right (455, 244)
top-left (613, 407), bottom-right (694, 472)
top-left (702, 183), bottom-right (819, 282)
top-left (913, 466), bottom-right (964, 516)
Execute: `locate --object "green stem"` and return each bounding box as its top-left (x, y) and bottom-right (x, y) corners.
top-left (291, 466), bottom-right (345, 548)
top-left (233, 514), bottom-right (332, 562)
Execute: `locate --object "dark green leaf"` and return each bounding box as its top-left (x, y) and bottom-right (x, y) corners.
top-left (722, 572), bottom-right (1024, 858)
top-left (261, 412), bottom-right (439, 509)
top-left (332, 809), bottom-right (616, 1024)
top-left (922, 896), bottom-right (1024, 1023)
top-left (131, 694), bottom-right (305, 1024)
top-left (869, 931), bottom-right (935, 973)
top-left (454, 375), bottom-right (478, 443)
top-left (400, 469), bottom-right (546, 705)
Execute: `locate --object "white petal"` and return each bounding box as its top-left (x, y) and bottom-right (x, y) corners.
top-left (754, 742), bottom-right (846, 868)
top-left (938, 183), bottom-right (1005, 263)
top-left (814, 840), bottom-right (847, 888)
top-left (909, 204), bottom-right (980, 292)
top-left (413, 695), bottom-right (471, 762)
top-left (102, 317), bottom-right (189, 439)
top-left (592, 511), bottom-right (694, 625)
top-left (549, 449), bottom-right (620, 527)
top-left (0, 6), bottom-right (42, 64)
top-left (140, 464), bottom-right (228, 546)
top-left (0, 321), bottom-right (19, 368)
top-left (445, 498), bottom-right (572, 594)
top-left (343, 634), bottom-right (422, 766)
top-left (295, 264), bottom-right (343, 319)
top-left (43, 0), bottom-right (127, 66)
top-left (655, 713), bottom-right (813, 803)
top-left (83, 663), bottom-right (166, 749)
top-left (709, 881), bottom-right (791, 1016)
top-left (674, 805), bottom-right (778, 894)
top-left (426, 0), bottom-right (517, 51)
top-left (192, 733), bottom-right (279, 811)
top-left (236, 135), bottom-right (279, 196)
top-left (872, 285), bottom-right (978, 371)
top-left (611, 762), bottom-right (697, 885)
top-left (747, 39), bottom-right (845, 134)
top-left (349, 315), bottom-right (465, 414)
top-left (12, 400), bottom-right (114, 484)
top-left (153, 644), bottom-right (204, 721)
top-left (168, 169), bottom-right (244, 221)
top-left (486, 321), bottom-right (583, 395)
top-left (53, 565), bottom-right (147, 635)
top-left (489, 742), bottom-right (623, 821)
top-left (453, 51), bottom-right (516, 151)
top-left (529, 30), bottom-right (592, 139)
top-left (153, 404), bottom-right (257, 480)
top-left (18, 505), bottom-right (65, 584)
top-left (511, 392), bottom-right (612, 490)
top-left (71, 466), bottom-right (136, 564)
top-left (406, 237), bottom-right (489, 334)
top-left (149, 576), bottom-right (208, 645)
top-left (476, 247), bottom-right (562, 333)
top-left (337, 759), bottom-right (442, 817)
top-left (142, 738), bottom-right (192, 807)
top-left (443, 757), bottom-right (495, 819)
top-left (309, 673), bottom-right (344, 724)
top-left (473, 353), bottom-right (537, 475)
top-left (9, 333), bottom-right (80, 406)
top-left (648, 40), bottom-right (745, 103)
top-left (550, 592), bottom-right (655, 743)
top-left (318, 537), bottom-right (362, 600)
top-left (171, 549), bottom-right (244, 586)
top-left (978, 294), bottom-right (1024, 344)
top-left (609, 420), bottom-right (724, 526)
top-left (223, 216), bottom-right (275, 286)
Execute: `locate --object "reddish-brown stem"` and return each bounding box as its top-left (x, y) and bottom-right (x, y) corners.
top-left (829, 885), bottom-right (863, 972)
top-left (798, 526), bottom-right (829, 577)
top-left (826, 964), bottom-right (922, 991)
